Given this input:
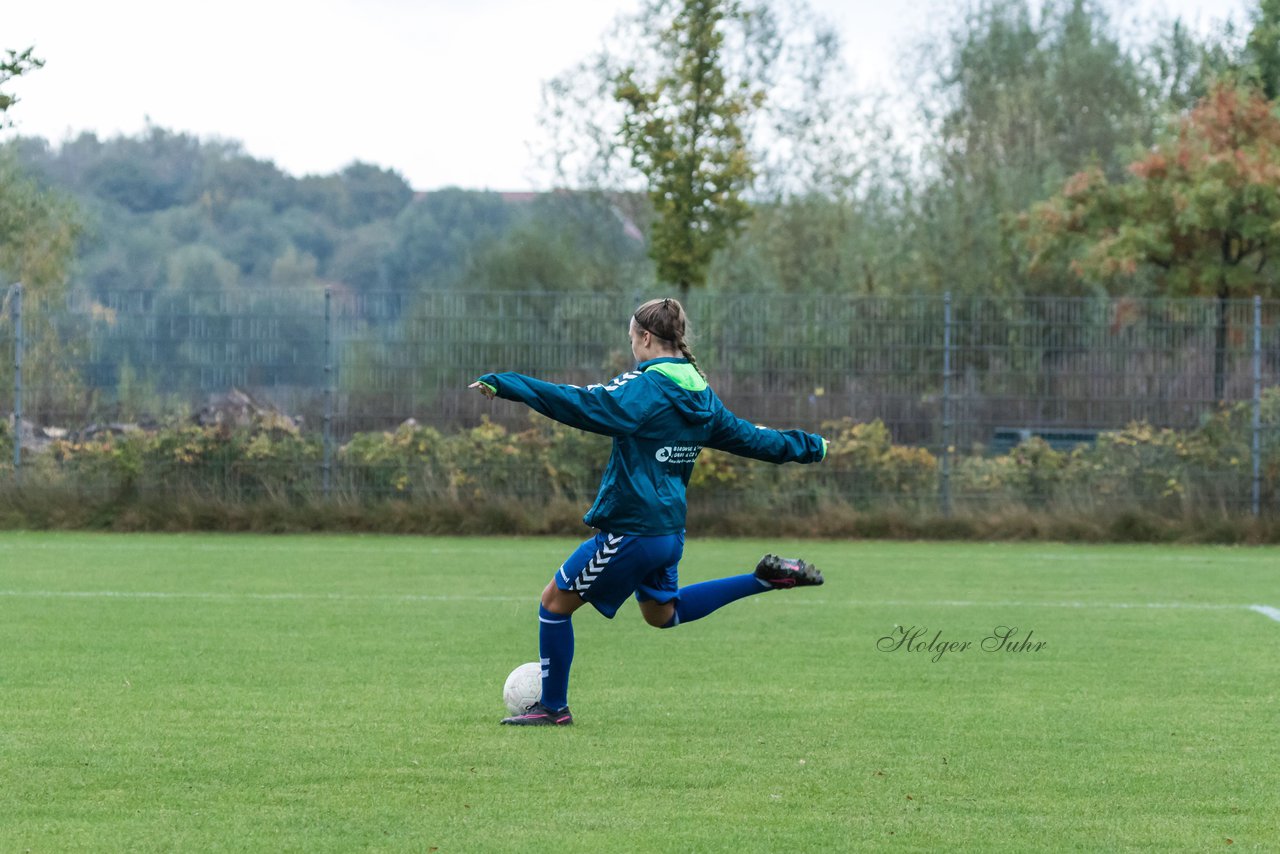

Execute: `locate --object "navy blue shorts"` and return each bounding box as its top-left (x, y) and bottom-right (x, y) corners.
top-left (555, 530), bottom-right (685, 618)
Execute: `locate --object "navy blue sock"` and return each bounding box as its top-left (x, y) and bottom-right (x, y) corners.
top-left (663, 573), bottom-right (770, 628)
top-left (538, 604), bottom-right (573, 710)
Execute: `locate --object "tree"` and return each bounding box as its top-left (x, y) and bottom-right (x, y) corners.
top-left (1, 49), bottom-right (73, 285)
top-left (0, 48), bottom-right (43, 127)
top-left (388, 189), bottom-right (512, 291)
top-left (466, 193), bottom-right (651, 294)
top-left (709, 189), bottom-right (903, 294)
top-left (165, 244), bottom-right (240, 293)
top-left (203, 146), bottom-right (292, 214)
top-left (0, 154), bottom-right (78, 290)
top-left (541, 1), bottom-right (881, 298)
top-left (0, 157), bottom-right (83, 423)
top-left (1, 48), bottom-right (73, 287)
top-left (336, 162), bottom-right (414, 227)
top-left (908, 0), bottom-right (1153, 295)
top-left (614, 0), bottom-right (761, 302)
top-left (1142, 17), bottom-right (1240, 114)
top-left (706, 4), bottom-right (906, 296)
top-left (1, 50), bottom-right (85, 422)
top-left (1022, 81), bottom-right (1280, 399)
top-left (1244, 0), bottom-right (1280, 99)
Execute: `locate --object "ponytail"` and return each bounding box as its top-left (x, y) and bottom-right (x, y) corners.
top-left (677, 340), bottom-right (705, 379)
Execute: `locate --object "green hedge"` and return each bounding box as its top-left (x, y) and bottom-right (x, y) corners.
top-left (2, 389), bottom-right (1278, 538)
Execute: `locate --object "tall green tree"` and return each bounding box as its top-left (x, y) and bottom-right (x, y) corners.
top-left (614, 0), bottom-right (760, 302)
top-left (541, 1), bottom-right (880, 297)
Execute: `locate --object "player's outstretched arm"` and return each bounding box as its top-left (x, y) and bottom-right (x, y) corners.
top-left (706, 403), bottom-right (826, 464)
top-left (469, 371), bottom-right (655, 436)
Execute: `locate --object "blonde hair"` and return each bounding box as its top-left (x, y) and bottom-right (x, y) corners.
top-left (633, 297), bottom-right (704, 378)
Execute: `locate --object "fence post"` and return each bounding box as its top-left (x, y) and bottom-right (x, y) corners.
top-left (11, 283), bottom-right (23, 476)
top-left (323, 287), bottom-right (333, 499)
top-left (941, 291), bottom-right (953, 517)
top-left (1253, 295), bottom-right (1262, 518)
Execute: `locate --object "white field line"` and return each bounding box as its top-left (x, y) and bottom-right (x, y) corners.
top-left (0, 541), bottom-right (477, 557)
top-left (0, 589), bottom-right (1276, 619)
top-left (0, 589), bottom-right (527, 603)
top-left (1247, 605), bottom-right (1280, 622)
top-left (1, 541), bottom-right (1275, 565)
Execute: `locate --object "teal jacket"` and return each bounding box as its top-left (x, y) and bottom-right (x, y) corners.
top-left (477, 357), bottom-right (826, 535)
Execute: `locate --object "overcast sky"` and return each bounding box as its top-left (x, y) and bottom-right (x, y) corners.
top-left (4, 0), bottom-right (1253, 191)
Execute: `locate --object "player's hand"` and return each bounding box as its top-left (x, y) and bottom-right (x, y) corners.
top-left (469, 381), bottom-right (497, 400)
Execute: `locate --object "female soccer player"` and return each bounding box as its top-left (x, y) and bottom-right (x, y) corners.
top-left (470, 298), bottom-right (827, 725)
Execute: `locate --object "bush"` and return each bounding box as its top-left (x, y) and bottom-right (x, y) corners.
top-left (684, 419), bottom-right (938, 515)
top-left (953, 437), bottom-right (1066, 508)
top-left (2, 391), bottom-right (1278, 537)
top-left (0, 417), bottom-right (11, 469)
top-left (820, 419), bottom-right (938, 508)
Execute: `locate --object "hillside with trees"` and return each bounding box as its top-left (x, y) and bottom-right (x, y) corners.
top-left (3, 1), bottom-right (1269, 310)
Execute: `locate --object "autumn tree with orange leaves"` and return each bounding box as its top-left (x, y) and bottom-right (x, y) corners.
top-left (1022, 81), bottom-right (1280, 400)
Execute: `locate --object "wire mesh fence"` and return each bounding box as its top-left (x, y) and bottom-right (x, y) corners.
top-left (2, 286), bottom-right (1278, 516)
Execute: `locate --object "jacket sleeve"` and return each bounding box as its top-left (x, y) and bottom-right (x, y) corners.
top-left (477, 371), bottom-right (657, 437)
top-left (705, 402), bottom-right (827, 464)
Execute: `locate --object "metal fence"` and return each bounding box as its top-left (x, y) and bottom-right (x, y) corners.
top-left (3, 286), bottom-right (1279, 515)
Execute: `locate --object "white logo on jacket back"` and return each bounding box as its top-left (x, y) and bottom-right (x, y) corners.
top-left (656, 445), bottom-right (701, 463)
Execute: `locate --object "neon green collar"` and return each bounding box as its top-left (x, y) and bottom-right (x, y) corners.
top-left (642, 359), bottom-right (707, 391)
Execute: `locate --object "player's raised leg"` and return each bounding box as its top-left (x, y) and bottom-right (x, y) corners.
top-left (644, 554), bottom-right (823, 628)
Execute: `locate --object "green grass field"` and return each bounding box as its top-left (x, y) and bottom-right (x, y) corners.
top-left (2, 532), bottom-right (1277, 852)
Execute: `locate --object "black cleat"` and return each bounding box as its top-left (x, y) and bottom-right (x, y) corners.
top-left (755, 554), bottom-right (824, 589)
top-left (501, 701), bottom-right (574, 726)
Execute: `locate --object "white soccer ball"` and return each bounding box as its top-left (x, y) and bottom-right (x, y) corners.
top-left (503, 662), bottom-right (542, 714)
